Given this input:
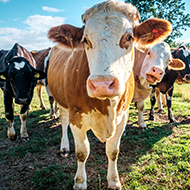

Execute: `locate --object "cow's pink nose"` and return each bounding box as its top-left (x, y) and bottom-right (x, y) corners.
top-left (146, 66), bottom-right (164, 83)
top-left (87, 78), bottom-right (119, 98)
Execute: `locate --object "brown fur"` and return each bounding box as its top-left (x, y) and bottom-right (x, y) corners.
top-left (132, 48), bottom-right (152, 102)
top-left (48, 46), bottom-right (111, 129)
top-left (31, 47), bottom-right (51, 71)
top-left (134, 18), bottom-right (172, 49)
top-left (48, 25), bottom-right (84, 49)
top-left (17, 45), bottom-right (36, 68)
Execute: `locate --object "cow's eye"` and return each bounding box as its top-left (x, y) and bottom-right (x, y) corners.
top-left (83, 36), bottom-right (92, 49)
top-left (148, 51), bottom-right (150, 55)
top-left (127, 35), bottom-right (132, 41)
top-left (120, 33), bottom-right (134, 49)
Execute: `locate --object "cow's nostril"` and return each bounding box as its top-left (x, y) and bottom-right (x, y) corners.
top-left (153, 68), bottom-right (155, 72)
top-left (88, 80), bottom-right (96, 91)
top-left (18, 98), bottom-right (28, 103)
top-left (108, 79), bottom-right (118, 90)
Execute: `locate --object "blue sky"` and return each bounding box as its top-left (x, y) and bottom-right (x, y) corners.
top-left (0, 0), bottom-right (189, 51)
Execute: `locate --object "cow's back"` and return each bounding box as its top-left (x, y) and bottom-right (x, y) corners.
top-left (48, 46), bottom-right (110, 128)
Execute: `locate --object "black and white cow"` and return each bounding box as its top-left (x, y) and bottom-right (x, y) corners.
top-left (0, 43), bottom-right (46, 141)
top-left (149, 46), bottom-right (190, 123)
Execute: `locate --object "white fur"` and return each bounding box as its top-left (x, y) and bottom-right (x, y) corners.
top-left (139, 42), bottom-right (172, 87)
top-left (183, 49), bottom-right (189, 57)
top-left (14, 61), bottom-right (25, 70)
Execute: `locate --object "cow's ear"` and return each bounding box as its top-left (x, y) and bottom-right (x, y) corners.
top-left (168, 59), bottom-right (185, 70)
top-left (33, 69), bottom-right (47, 80)
top-left (0, 70), bottom-right (7, 82)
top-left (134, 18), bottom-right (172, 50)
top-left (48, 24), bottom-right (84, 49)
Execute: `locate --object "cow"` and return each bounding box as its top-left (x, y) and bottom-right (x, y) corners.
top-left (47, 1), bottom-right (173, 189)
top-left (132, 42), bottom-right (185, 129)
top-left (0, 43), bottom-right (46, 141)
top-left (149, 46), bottom-right (190, 123)
top-left (30, 48), bottom-right (58, 119)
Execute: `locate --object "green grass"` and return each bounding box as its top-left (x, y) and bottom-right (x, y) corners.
top-left (0, 83), bottom-right (190, 190)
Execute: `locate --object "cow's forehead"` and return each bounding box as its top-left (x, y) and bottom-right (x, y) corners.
top-left (84, 15), bottom-right (133, 40)
top-left (82, 0), bottom-right (139, 34)
top-left (150, 42), bottom-right (171, 58)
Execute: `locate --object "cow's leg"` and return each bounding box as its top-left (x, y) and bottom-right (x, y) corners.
top-left (20, 105), bottom-right (29, 141)
top-left (155, 88), bottom-right (164, 113)
top-left (106, 112), bottom-right (127, 189)
top-left (54, 102), bottom-right (58, 115)
top-left (70, 123), bottom-right (89, 190)
top-left (45, 85), bottom-right (57, 119)
top-left (37, 85), bottom-right (46, 110)
top-left (59, 106), bottom-right (69, 157)
top-left (166, 87), bottom-right (177, 123)
top-left (161, 93), bottom-right (167, 107)
top-left (137, 100), bottom-right (147, 129)
top-left (5, 94), bottom-right (16, 140)
top-left (149, 88), bottom-right (156, 121)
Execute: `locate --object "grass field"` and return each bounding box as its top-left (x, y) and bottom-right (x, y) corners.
top-left (0, 83), bottom-right (190, 190)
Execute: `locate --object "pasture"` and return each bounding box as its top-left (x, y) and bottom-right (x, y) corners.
top-left (0, 84), bottom-right (190, 190)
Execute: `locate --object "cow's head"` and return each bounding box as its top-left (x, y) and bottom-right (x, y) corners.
top-left (48, 0), bottom-right (172, 100)
top-left (172, 46), bottom-right (190, 84)
top-left (139, 42), bottom-right (185, 88)
top-left (0, 57), bottom-right (46, 105)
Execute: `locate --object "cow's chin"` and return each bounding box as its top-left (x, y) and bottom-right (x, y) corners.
top-left (140, 77), bottom-right (152, 89)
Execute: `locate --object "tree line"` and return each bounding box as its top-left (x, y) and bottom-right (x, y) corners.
top-left (125, 0), bottom-right (190, 48)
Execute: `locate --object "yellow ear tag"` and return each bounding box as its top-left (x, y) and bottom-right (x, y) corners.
top-left (34, 73), bottom-right (40, 78)
top-left (149, 33), bottom-right (154, 40)
top-left (0, 75), bottom-right (6, 80)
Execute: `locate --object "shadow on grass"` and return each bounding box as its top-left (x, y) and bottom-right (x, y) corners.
top-left (0, 105), bottom-right (186, 190)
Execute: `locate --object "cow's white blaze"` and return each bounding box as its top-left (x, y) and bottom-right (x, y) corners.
top-left (83, 3), bottom-right (139, 98)
top-left (14, 61), bottom-right (25, 70)
top-left (183, 49), bottom-right (189, 57)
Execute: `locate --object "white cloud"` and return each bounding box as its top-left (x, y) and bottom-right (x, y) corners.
top-left (0, 0), bottom-right (9, 3)
top-left (183, 38), bottom-right (190, 44)
top-left (42, 6), bottom-right (64, 13)
top-left (0, 15), bottom-right (66, 51)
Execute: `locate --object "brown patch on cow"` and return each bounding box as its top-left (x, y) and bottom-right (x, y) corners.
top-left (168, 59), bottom-right (185, 70)
top-left (17, 44), bottom-right (36, 68)
top-left (48, 25), bottom-right (84, 49)
top-left (31, 47), bottom-right (51, 71)
top-left (20, 114), bottom-right (27, 121)
top-left (48, 46), bottom-right (110, 129)
top-left (117, 71), bottom-right (134, 113)
top-left (110, 150), bottom-right (119, 162)
top-left (76, 151), bottom-right (86, 162)
top-left (134, 18), bottom-right (172, 50)
top-left (75, 177), bottom-right (84, 184)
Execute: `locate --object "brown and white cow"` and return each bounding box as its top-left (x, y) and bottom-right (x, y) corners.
top-left (132, 42), bottom-right (185, 129)
top-left (47, 1), bottom-right (172, 189)
top-left (31, 48), bottom-right (58, 119)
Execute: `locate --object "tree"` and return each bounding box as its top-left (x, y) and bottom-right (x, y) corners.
top-left (126, 0), bottom-right (190, 46)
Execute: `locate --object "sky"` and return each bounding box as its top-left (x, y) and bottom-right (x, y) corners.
top-left (0, 0), bottom-right (189, 51)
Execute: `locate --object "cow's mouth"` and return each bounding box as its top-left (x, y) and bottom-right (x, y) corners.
top-left (146, 74), bottom-right (158, 84)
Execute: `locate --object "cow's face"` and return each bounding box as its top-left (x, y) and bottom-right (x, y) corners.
top-left (83, 3), bottom-right (139, 99)
top-left (139, 42), bottom-right (172, 88)
top-left (0, 57), bottom-right (46, 105)
top-left (172, 46), bottom-right (190, 84)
